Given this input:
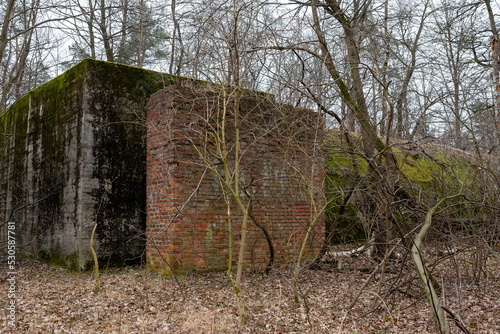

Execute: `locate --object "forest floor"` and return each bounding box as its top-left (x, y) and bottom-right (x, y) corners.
top-left (1, 250), bottom-right (499, 334)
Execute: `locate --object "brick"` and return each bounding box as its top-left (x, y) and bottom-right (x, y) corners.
top-left (146, 86), bottom-right (325, 274)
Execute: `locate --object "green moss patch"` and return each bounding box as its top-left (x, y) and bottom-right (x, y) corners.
top-left (324, 130), bottom-right (498, 243)
top-left (39, 250), bottom-right (79, 270)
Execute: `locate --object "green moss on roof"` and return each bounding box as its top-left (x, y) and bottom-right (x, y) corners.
top-left (83, 59), bottom-right (201, 102)
top-left (81, 58), bottom-right (272, 101)
top-left (1, 58), bottom-right (273, 132)
top-left (0, 58), bottom-right (195, 158)
top-left (324, 130), bottom-right (498, 243)
top-left (325, 130), bottom-right (487, 185)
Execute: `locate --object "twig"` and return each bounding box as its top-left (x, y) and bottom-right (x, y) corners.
top-left (90, 221), bottom-right (100, 293)
top-left (442, 305), bottom-right (471, 334)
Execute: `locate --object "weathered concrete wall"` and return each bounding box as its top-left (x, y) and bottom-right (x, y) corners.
top-left (0, 59), bottom-right (196, 269)
top-left (146, 86), bottom-right (325, 273)
top-left (0, 62), bottom-right (88, 269)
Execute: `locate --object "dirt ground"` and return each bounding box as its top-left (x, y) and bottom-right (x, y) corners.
top-left (1, 252), bottom-right (499, 334)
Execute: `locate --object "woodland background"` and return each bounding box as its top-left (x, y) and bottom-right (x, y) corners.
top-left (1, 0), bottom-right (500, 333)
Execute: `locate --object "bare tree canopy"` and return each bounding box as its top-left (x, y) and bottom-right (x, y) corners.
top-left (1, 0), bottom-right (500, 332)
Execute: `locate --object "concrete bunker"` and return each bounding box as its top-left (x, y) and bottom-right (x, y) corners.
top-left (0, 59), bottom-right (325, 272)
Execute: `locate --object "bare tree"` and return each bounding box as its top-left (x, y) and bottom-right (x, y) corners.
top-left (485, 0), bottom-right (500, 161)
top-left (0, 0), bottom-right (57, 111)
top-left (0, 0), bottom-right (16, 66)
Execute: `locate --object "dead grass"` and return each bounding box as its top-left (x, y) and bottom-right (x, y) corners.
top-left (1, 251), bottom-right (499, 334)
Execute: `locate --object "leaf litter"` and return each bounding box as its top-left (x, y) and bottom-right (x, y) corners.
top-left (1, 254), bottom-right (499, 333)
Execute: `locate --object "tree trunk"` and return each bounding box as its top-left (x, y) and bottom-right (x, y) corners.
top-left (136, 0), bottom-right (144, 67)
top-left (491, 36), bottom-right (500, 162)
top-left (485, 0), bottom-right (500, 163)
top-left (0, 0), bottom-right (16, 65)
top-left (99, 0), bottom-right (114, 62)
top-left (117, 0), bottom-right (128, 63)
top-left (411, 195), bottom-right (462, 334)
top-left (88, 0), bottom-right (96, 59)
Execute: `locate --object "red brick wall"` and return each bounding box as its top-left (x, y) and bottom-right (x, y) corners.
top-left (146, 86), bottom-right (324, 273)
